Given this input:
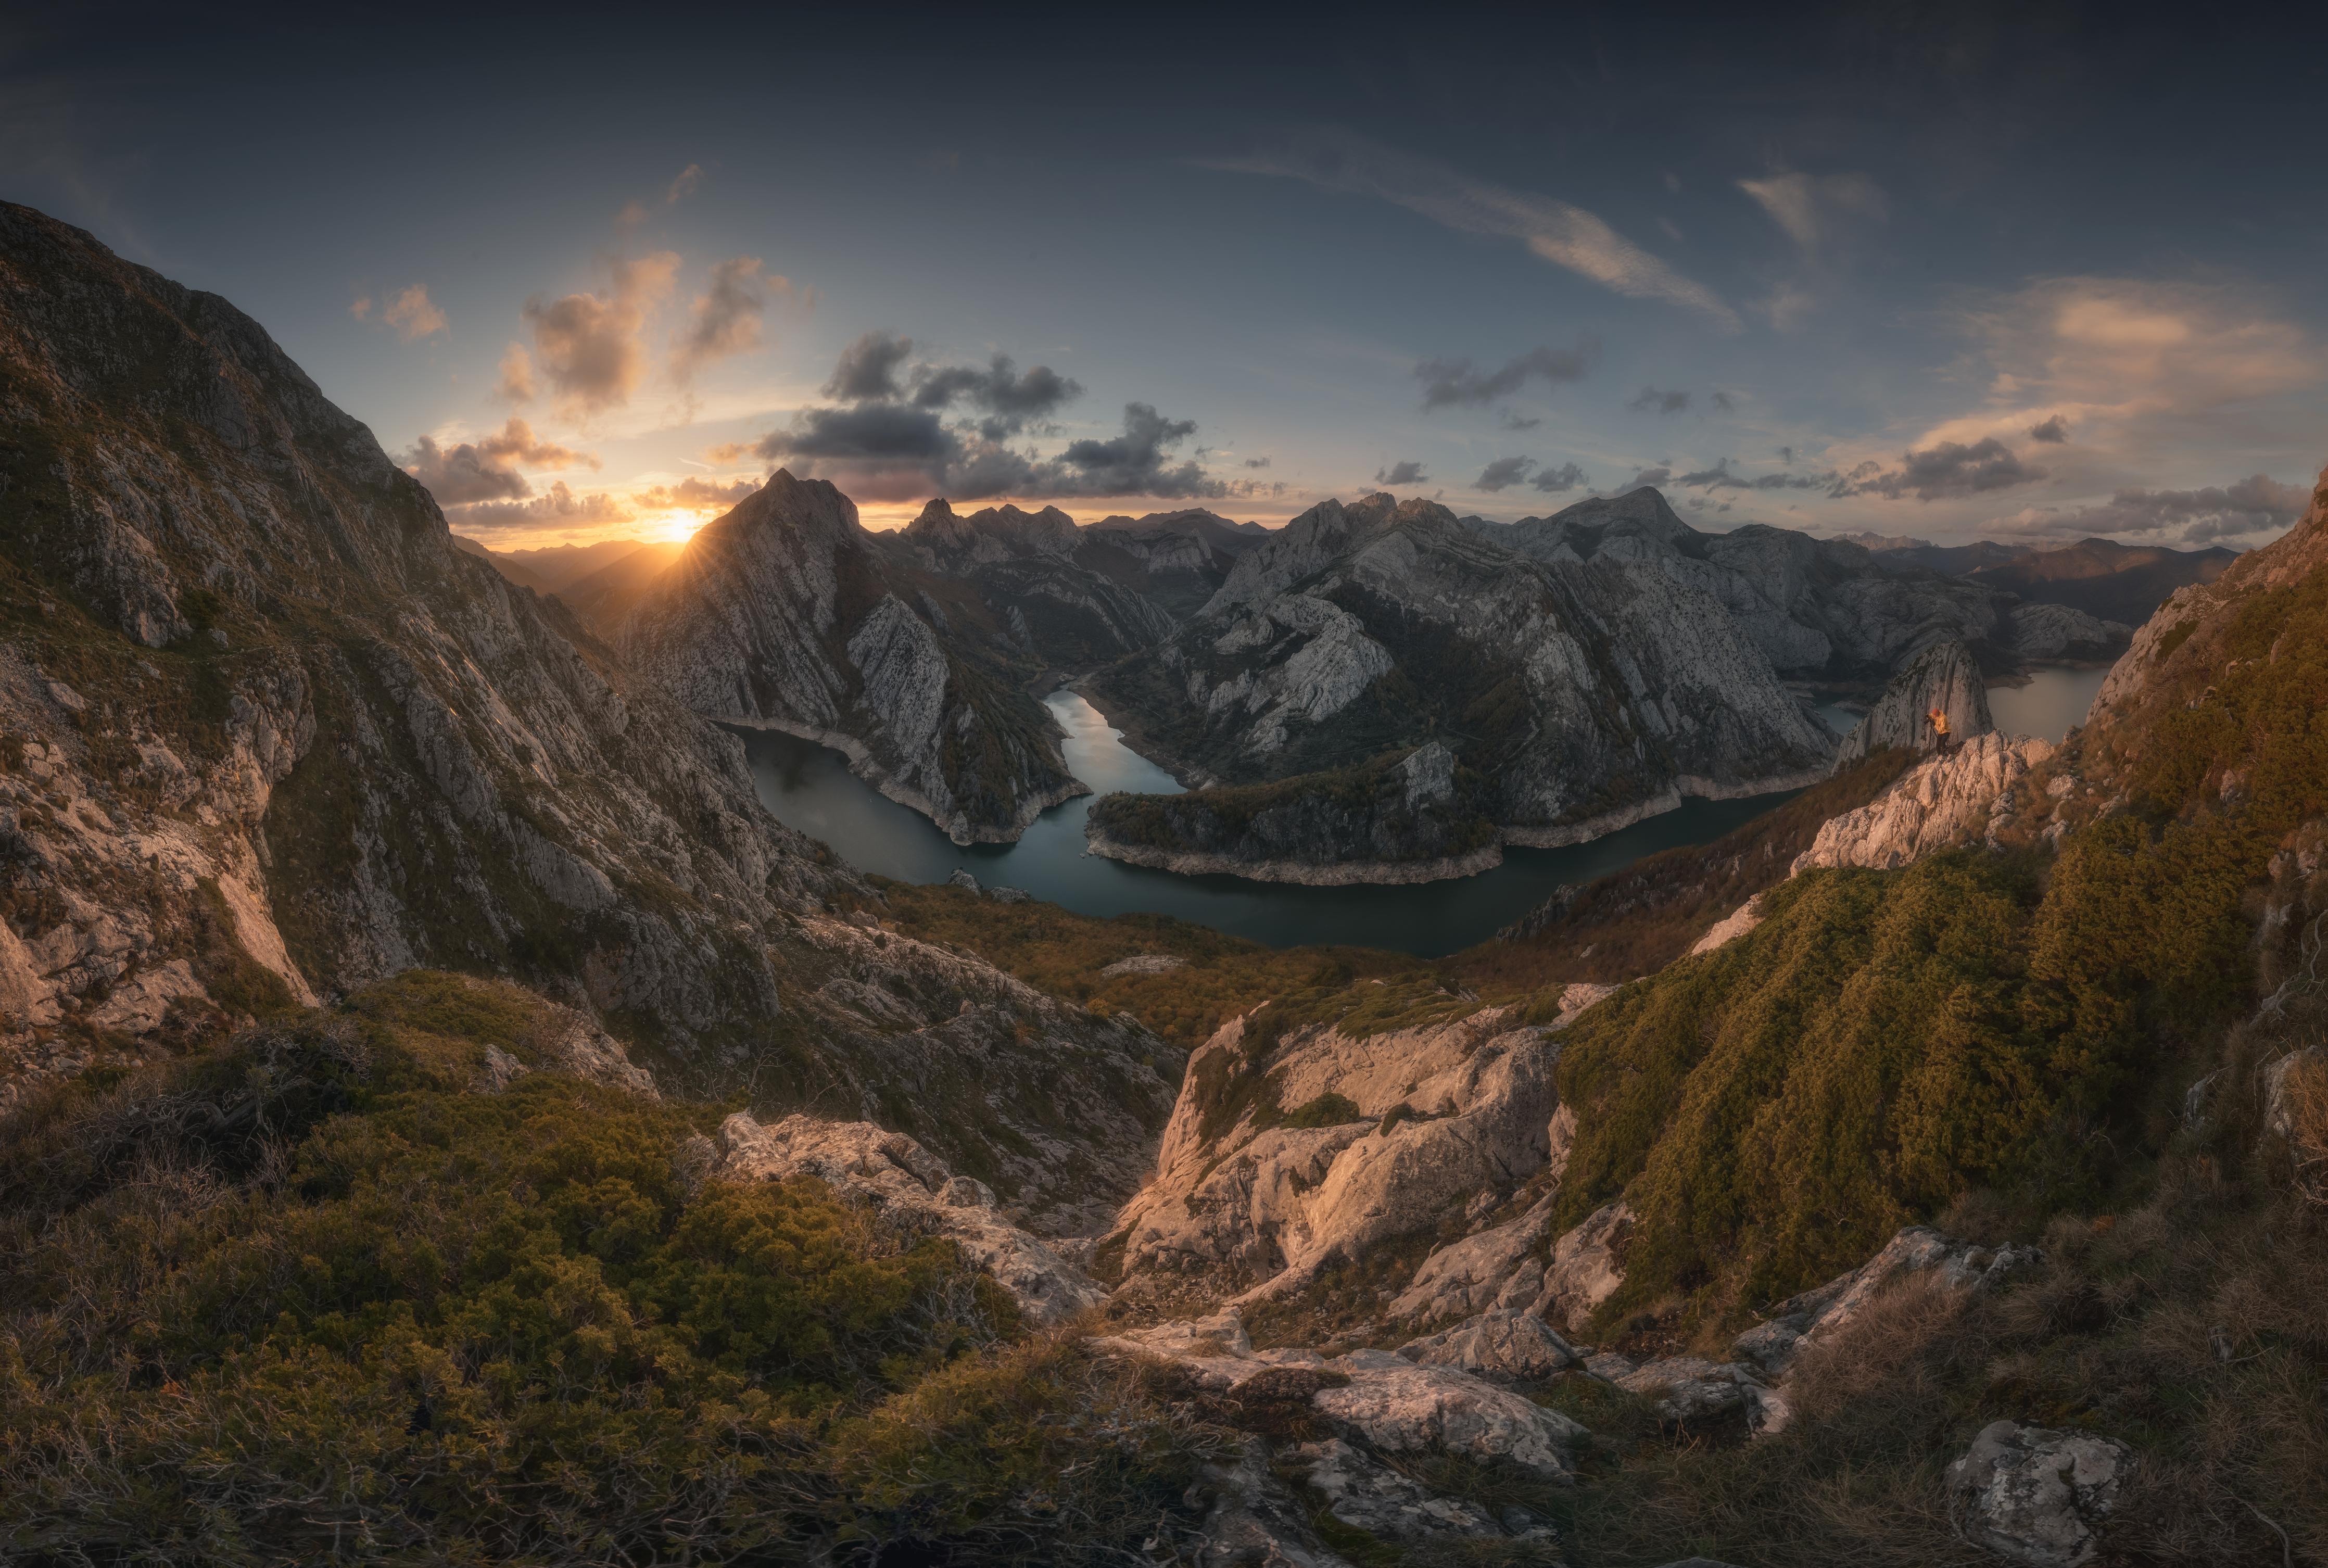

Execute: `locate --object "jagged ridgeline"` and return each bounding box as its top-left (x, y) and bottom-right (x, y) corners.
top-left (0, 203), bottom-right (1181, 1227)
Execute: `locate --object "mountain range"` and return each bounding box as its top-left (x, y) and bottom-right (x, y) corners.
top-left (5, 197), bottom-right (2326, 1568)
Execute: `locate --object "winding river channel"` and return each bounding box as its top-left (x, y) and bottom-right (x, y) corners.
top-left (736, 666), bottom-right (2111, 957)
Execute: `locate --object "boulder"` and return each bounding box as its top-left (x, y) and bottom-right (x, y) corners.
top-left (1536, 1202), bottom-right (1633, 1332)
top-left (1287, 1437), bottom-right (1504, 1541)
top-left (1315, 1349), bottom-right (1587, 1480)
top-left (1192, 1440), bottom-right (1361, 1568)
top-left (1611, 1356), bottom-right (1777, 1429)
top-left (1946, 1420), bottom-right (2133, 1566)
top-left (1091, 1314), bottom-right (1588, 1481)
top-left (1397, 1307), bottom-right (1581, 1384)
top-left (717, 1111), bottom-right (1104, 1324)
top-left (1387, 1193), bottom-right (1560, 1326)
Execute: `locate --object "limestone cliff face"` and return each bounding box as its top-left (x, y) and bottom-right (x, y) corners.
top-left (1834, 636), bottom-right (1995, 765)
top-left (615, 478), bottom-right (1086, 844)
top-left (1087, 491), bottom-right (1835, 853)
top-left (0, 204), bottom-right (1179, 1226)
top-left (1795, 732), bottom-right (2053, 871)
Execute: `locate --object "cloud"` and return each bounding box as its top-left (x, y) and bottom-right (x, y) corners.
top-left (1711, 390), bottom-right (1736, 413)
top-left (1500, 411), bottom-right (1542, 431)
top-left (2027, 414), bottom-right (2070, 443)
top-left (1041, 403), bottom-right (1220, 498)
top-left (447, 481), bottom-right (631, 531)
top-left (1628, 386), bottom-right (1690, 414)
top-left (1987, 474), bottom-right (2311, 547)
top-left (350, 295), bottom-right (371, 320)
top-left (1676, 457), bottom-right (1840, 492)
top-left (401, 418), bottom-right (597, 505)
top-left (1530, 462), bottom-right (1588, 494)
top-left (1837, 437), bottom-right (2047, 502)
top-left (825, 331), bottom-right (916, 401)
top-left (498, 343), bottom-right (535, 403)
top-left (1627, 466), bottom-right (1672, 488)
top-left (1217, 128), bottom-right (1739, 331)
top-left (672, 256), bottom-right (780, 383)
top-left (1376, 460), bottom-right (1429, 486)
top-left (636, 476), bottom-right (758, 513)
top-left (750, 335), bottom-right (1215, 503)
top-left (1415, 339), bottom-right (1600, 409)
top-left (667, 163), bottom-right (702, 204)
top-left (1737, 171), bottom-right (1888, 254)
top-left (383, 284), bottom-right (448, 341)
top-left (521, 252), bottom-right (680, 415)
top-left (1243, 456), bottom-right (1271, 469)
top-left (909, 355), bottom-right (1082, 437)
top-left (1475, 457), bottom-right (1537, 492)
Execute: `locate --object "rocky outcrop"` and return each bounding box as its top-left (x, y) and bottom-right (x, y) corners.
top-left (615, 478), bottom-right (1086, 844)
top-left (1833, 635), bottom-right (1994, 764)
top-left (1539, 1201), bottom-right (1634, 1332)
top-left (1084, 742), bottom-right (1505, 884)
top-left (1730, 1225), bottom-right (2044, 1384)
top-left (0, 203), bottom-right (1179, 1229)
top-left (1090, 490), bottom-right (1836, 858)
top-left (1397, 1306), bottom-right (1581, 1383)
top-left (1947, 1421), bottom-right (2133, 1567)
top-left (1093, 1312), bottom-right (1588, 1482)
top-left (1111, 1007), bottom-right (1563, 1297)
top-left (1494, 488), bottom-right (2019, 677)
top-left (2004, 602), bottom-right (2130, 662)
top-left (1794, 732), bottom-right (2053, 872)
top-left (716, 1110), bottom-right (1104, 1323)
top-left (1604, 1355), bottom-right (1779, 1430)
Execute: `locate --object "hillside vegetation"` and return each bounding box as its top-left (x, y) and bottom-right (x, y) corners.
top-left (0, 973), bottom-right (1212, 1566)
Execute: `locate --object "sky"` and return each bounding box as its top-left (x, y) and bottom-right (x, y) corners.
top-left (7, 5), bottom-right (2327, 552)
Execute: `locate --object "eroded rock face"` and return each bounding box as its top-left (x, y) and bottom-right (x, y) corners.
top-left (1609, 1356), bottom-right (1777, 1430)
top-left (1088, 489), bottom-right (1835, 853)
top-left (1397, 1306), bottom-right (1580, 1384)
top-left (1794, 732), bottom-right (2054, 872)
top-left (1112, 1007), bottom-right (1563, 1298)
top-left (616, 477), bottom-right (1087, 844)
top-left (1288, 1438), bottom-right (1504, 1542)
top-left (1946, 1421), bottom-right (2133, 1567)
top-left (717, 1110), bottom-right (1104, 1324)
top-left (1834, 636), bottom-right (1994, 765)
top-left (1540, 1202), bottom-right (1634, 1332)
top-left (2005, 602), bottom-right (2130, 662)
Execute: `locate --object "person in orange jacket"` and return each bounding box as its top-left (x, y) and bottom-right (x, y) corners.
top-left (1929, 704), bottom-right (1953, 755)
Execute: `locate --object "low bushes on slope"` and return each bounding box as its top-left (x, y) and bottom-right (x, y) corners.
top-left (0, 972), bottom-right (1212, 1567)
top-left (1554, 536), bottom-right (2328, 1333)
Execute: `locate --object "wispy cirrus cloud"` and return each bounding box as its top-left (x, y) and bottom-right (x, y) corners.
top-left (1211, 129), bottom-right (1740, 332)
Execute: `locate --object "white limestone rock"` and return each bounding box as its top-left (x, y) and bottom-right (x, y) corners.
top-left (1537, 1202), bottom-right (1634, 1332)
top-left (1795, 732), bottom-right (2054, 873)
top-left (1314, 1348), bottom-right (1587, 1480)
top-left (1731, 1225), bottom-right (2044, 1381)
top-left (717, 1110), bottom-right (1104, 1324)
top-left (1387, 1194), bottom-right (1560, 1326)
top-left (1946, 1420), bottom-right (2133, 1567)
top-left (1397, 1306), bottom-right (1581, 1383)
top-left (1611, 1356), bottom-right (1777, 1429)
top-left (1288, 1438), bottom-right (1504, 1541)
top-left (1834, 636), bottom-right (1994, 765)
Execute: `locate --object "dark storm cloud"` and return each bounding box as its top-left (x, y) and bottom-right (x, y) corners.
top-left (1530, 461), bottom-right (1588, 494)
top-left (909, 355), bottom-right (1083, 437)
top-left (1039, 403), bottom-right (1221, 498)
top-left (1628, 386), bottom-right (1691, 414)
top-left (758, 401), bottom-right (954, 464)
top-left (1475, 456), bottom-right (1537, 491)
top-left (1627, 466), bottom-right (1672, 487)
top-left (1243, 456), bottom-right (1272, 469)
top-left (1414, 338), bottom-right (1600, 409)
top-left (2027, 415), bottom-right (2070, 444)
top-left (1836, 437), bottom-right (2047, 501)
top-left (1376, 460), bottom-right (1429, 485)
top-left (824, 331), bottom-right (916, 401)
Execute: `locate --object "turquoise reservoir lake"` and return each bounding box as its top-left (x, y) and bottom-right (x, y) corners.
top-left (736, 665), bottom-right (2111, 957)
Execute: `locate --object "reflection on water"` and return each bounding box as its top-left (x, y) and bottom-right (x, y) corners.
top-left (1990, 663), bottom-right (2114, 743)
top-left (739, 691), bottom-right (1803, 957)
